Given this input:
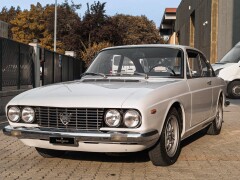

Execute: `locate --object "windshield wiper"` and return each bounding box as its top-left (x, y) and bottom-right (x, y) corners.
top-left (104, 72), bottom-right (149, 79)
top-left (109, 72), bottom-right (149, 79)
top-left (133, 72), bottom-right (149, 79)
top-left (81, 72), bottom-right (107, 78)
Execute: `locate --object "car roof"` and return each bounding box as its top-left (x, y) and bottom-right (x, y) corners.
top-left (102, 44), bottom-right (200, 52)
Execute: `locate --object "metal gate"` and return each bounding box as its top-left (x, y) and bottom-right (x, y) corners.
top-left (0, 37), bottom-right (84, 89)
top-left (41, 49), bottom-right (83, 86)
top-left (0, 37), bottom-right (34, 91)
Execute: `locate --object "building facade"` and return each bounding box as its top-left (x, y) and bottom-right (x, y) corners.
top-left (175, 0), bottom-right (240, 63)
top-left (0, 20), bottom-right (8, 38)
top-left (159, 8), bottom-right (177, 44)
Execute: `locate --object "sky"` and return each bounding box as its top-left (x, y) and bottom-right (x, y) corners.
top-left (0, 0), bottom-right (182, 27)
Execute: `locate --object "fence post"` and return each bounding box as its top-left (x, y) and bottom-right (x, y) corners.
top-left (65, 51), bottom-right (76, 81)
top-left (0, 38), bottom-right (2, 91)
top-left (17, 44), bottom-right (21, 89)
top-left (53, 52), bottom-right (55, 83)
top-left (29, 42), bottom-right (40, 87)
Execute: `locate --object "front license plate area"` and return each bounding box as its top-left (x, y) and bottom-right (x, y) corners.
top-left (49, 137), bottom-right (78, 147)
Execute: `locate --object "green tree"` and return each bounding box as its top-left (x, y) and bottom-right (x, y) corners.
top-left (80, 1), bottom-right (119, 46)
top-left (9, 1), bottom-right (81, 54)
top-left (0, 6), bottom-right (21, 38)
top-left (10, 3), bottom-right (54, 47)
top-left (0, 6), bottom-right (21, 22)
top-left (112, 14), bottom-right (161, 45)
top-left (45, 1), bottom-right (82, 54)
top-left (3, 1), bottom-right (161, 60)
top-left (81, 41), bottom-right (112, 66)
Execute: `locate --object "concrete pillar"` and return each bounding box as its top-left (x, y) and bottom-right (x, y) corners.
top-left (29, 43), bottom-right (40, 87)
top-left (168, 32), bottom-right (177, 45)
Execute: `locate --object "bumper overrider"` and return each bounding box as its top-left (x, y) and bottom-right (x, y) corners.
top-left (3, 125), bottom-right (159, 147)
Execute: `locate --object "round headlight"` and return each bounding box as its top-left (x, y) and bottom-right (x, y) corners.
top-left (123, 110), bottom-right (141, 128)
top-left (7, 106), bottom-right (20, 122)
top-left (22, 107), bottom-right (35, 123)
top-left (105, 109), bottom-right (121, 127)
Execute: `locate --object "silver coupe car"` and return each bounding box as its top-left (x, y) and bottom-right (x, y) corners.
top-left (3, 45), bottom-right (226, 166)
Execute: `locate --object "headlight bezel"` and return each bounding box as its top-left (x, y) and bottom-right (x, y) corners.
top-left (21, 107), bottom-right (35, 123)
top-left (123, 110), bottom-right (142, 128)
top-left (7, 106), bottom-right (35, 123)
top-left (7, 106), bottom-right (21, 122)
top-left (104, 109), bottom-right (142, 128)
top-left (104, 109), bottom-right (122, 127)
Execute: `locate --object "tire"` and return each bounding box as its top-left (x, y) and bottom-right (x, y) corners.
top-left (148, 107), bottom-right (181, 166)
top-left (227, 81), bottom-right (240, 99)
top-left (207, 96), bottom-right (223, 135)
top-left (35, 147), bottom-right (66, 158)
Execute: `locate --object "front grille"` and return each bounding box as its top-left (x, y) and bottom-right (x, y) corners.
top-left (35, 107), bottom-right (104, 131)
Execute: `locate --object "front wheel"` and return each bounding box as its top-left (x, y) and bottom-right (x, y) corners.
top-left (227, 81), bottom-right (240, 99)
top-left (148, 107), bottom-right (181, 166)
top-left (35, 147), bottom-right (66, 158)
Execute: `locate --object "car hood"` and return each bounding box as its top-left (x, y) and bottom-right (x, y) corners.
top-left (9, 78), bottom-right (182, 108)
top-left (211, 63), bottom-right (236, 71)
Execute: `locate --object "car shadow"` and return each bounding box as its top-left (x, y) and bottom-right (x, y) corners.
top-left (60, 129), bottom-right (208, 163)
top-left (61, 150), bottom-right (150, 163)
top-left (181, 128), bottom-right (207, 148)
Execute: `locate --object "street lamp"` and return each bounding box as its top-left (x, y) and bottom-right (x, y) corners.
top-left (54, 0), bottom-right (57, 52)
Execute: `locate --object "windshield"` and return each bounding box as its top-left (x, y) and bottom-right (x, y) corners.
top-left (219, 46), bottom-right (240, 63)
top-left (86, 47), bottom-right (183, 78)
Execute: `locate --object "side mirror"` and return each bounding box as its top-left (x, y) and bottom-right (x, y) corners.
top-left (225, 100), bottom-right (230, 107)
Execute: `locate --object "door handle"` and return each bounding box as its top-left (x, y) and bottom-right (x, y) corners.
top-left (207, 81), bottom-right (212, 85)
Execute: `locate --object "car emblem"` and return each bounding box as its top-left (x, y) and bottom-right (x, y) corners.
top-left (59, 112), bottom-right (72, 125)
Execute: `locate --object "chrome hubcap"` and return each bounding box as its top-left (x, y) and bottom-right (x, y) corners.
top-left (165, 115), bottom-right (179, 157)
top-left (216, 102), bottom-right (223, 129)
top-left (232, 85), bottom-right (240, 96)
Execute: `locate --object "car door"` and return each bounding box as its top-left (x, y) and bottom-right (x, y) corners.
top-left (186, 50), bottom-right (213, 127)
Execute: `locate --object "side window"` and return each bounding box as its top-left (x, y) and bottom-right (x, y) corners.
top-left (199, 55), bottom-right (213, 77)
top-left (186, 50), bottom-right (212, 78)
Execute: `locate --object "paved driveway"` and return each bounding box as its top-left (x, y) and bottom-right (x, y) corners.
top-left (0, 100), bottom-right (239, 180)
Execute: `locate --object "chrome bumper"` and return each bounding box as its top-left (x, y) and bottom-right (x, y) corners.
top-left (3, 125), bottom-right (159, 144)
